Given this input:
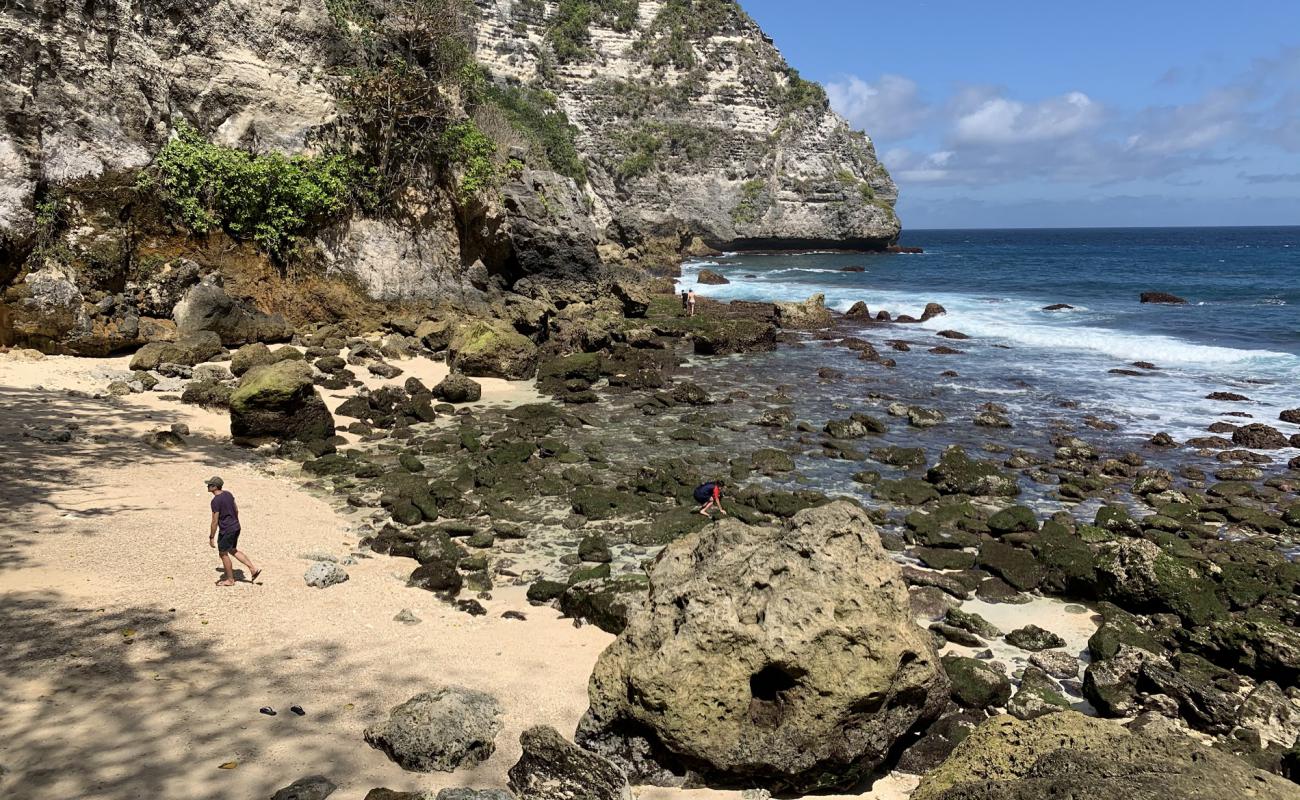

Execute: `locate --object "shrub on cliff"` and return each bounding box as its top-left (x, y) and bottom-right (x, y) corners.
top-left (149, 123), bottom-right (358, 260)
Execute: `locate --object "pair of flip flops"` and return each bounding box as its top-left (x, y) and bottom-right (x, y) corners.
top-left (259, 705), bottom-right (305, 717)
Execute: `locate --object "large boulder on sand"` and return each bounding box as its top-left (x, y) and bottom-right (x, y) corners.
top-left (449, 321), bottom-right (539, 380)
top-left (128, 330), bottom-right (223, 370)
top-left (173, 279), bottom-right (293, 346)
top-left (229, 360), bottom-right (334, 442)
top-left (364, 687), bottom-right (504, 773)
top-left (773, 293), bottom-right (833, 329)
top-left (911, 711), bottom-right (1299, 800)
top-left (576, 501), bottom-right (948, 793)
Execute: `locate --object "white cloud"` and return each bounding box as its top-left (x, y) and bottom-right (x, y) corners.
top-left (952, 91), bottom-right (1102, 145)
top-left (826, 74), bottom-right (930, 140)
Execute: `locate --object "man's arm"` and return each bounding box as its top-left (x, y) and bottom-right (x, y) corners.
top-left (210, 511), bottom-right (219, 547)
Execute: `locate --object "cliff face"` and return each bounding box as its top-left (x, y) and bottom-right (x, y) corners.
top-left (472, 0), bottom-right (900, 251)
top-left (0, 0), bottom-right (900, 348)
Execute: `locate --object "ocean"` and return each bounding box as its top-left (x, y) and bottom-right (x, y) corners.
top-left (680, 226), bottom-right (1300, 451)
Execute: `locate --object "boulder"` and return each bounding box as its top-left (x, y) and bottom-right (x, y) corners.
top-left (173, 279), bottom-right (293, 346)
top-left (927, 447), bottom-right (1020, 497)
top-left (1004, 625), bottom-right (1066, 652)
top-left (449, 321), bottom-right (539, 380)
top-left (774, 293), bottom-right (833, 330)
top-left (1280, 408), bottom-right (1300, 424)
top-left (1139, 292), bottom-right (1188, 305)
top-left (433, 374), bottom-right (483, 403)
top-left (304, 561), bottom-right (348, 588)
top-left (231, 342), bottom-right (303, 376)
top-left (270, 776), bottom-right (337, 800)
top-left (1232, 423), bottom-right (1289, 449)
top-left (128, 330), bottom-right (223, 370)
top-left (695, 269), bottom-right (730, 285)
top-left (507, 726), bottom-right (630, 800)
top-left (920, 302), bottom-right (947, 321)
top-left (911, 712), bottom-right (1298, 800)
top-left (230, 361), bottom-right (335, 442)
top-left (943, 655), bottom-right (1012, 709)
top-left (576, 501), bottom-right (948, 792)
top-left (844, 301), bottom-right (872, 320)
top-left (610, 280), bottom-right (651, 318)
top-left (363, 687), bottom-right (504, 773)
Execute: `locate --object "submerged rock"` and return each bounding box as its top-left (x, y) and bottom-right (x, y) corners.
top-left (577, 501), bottom-right (947, 792)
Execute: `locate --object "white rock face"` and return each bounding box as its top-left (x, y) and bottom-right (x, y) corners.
top-left (472, 0), bottom-right (901, 249)
top-left (0, 0), bottom-right (338, 239)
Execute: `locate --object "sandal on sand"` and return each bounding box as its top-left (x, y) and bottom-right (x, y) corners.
top-left (290, 705), bottom-right (305, 716)
top-left (249, 569), bottom-right (262, 583)
top-left (217, 579), bottom-right (236, 586)
top-left (259, 707), bottom-right (277, 716)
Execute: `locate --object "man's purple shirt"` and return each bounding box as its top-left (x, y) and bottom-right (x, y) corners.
top-left (210, 491), bottom-right (240, 534)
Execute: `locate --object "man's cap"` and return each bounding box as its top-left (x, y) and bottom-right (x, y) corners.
top-left (206, 476), bottom-right (224, 488)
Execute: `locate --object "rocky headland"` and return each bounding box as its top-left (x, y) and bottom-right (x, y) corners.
top-left (1, 1), bottom-right (1298, 800)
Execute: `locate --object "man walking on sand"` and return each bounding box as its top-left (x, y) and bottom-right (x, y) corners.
top-left (207, 476), bottom-right (260, 586)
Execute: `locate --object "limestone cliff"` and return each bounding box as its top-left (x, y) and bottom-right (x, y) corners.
top-left (472, 0), bottom-right (900, 251)
top-left (0, 0), bottom-right (900, 353)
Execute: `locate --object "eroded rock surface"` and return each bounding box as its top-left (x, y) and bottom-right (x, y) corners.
top-left (577, 501), bottom-right (947, 792)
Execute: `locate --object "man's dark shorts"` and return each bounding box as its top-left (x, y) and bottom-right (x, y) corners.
top-left (217, 529), bottom-right (241, 554)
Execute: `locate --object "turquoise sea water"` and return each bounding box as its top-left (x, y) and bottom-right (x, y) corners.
top-left (681, 226), bottom-right (1300, 447)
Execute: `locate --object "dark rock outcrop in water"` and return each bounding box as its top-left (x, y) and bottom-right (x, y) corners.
top-left (577, 501), bottom-right (947, 792)
top-left (695, 269), bottom-right (730, 285)
top-left (1140, 292), bottom-right (1189, 305)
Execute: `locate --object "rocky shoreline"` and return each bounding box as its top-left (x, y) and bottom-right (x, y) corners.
top-left (15, 278), bottom-right (1298, 798)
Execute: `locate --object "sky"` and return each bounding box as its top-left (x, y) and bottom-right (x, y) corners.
top-left (740, 0), bottom-right (1300, 229)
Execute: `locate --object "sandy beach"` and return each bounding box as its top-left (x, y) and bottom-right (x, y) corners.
top-left (0, 351), bottom-right (917, 800)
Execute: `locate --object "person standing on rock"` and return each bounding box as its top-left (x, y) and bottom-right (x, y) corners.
top-left (687, 289), bottom-right (697, 317)
top-left (694, 480), bottom-right (727, 517)
top-left (207, 476), bottom-right (260, 586)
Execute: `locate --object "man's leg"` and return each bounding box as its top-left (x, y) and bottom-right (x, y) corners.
top-left (218, 552), bottom-right (235, 585)
top-left (699, 498), bottom-right (714, 516)
top-left (231, 549), bottom-right (258, 579)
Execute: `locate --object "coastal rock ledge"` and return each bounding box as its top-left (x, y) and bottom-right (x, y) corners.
top-left (576, 500), bottom-right (948, 793)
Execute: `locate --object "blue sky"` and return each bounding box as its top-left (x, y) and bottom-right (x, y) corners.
top-left (741, 0), bottom-right (1300, 229)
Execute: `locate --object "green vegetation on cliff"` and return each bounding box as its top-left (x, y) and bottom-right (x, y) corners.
top-left (548, 0), bottom-right (641, 62)
top-left (481, 84), bottom-right (587, 182)
top-left (149, 124), bottom-right (358, 260)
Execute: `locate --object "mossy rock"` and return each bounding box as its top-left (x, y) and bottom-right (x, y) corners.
top-left (558, 575), bottom-right (650, 635)
top-left (448, 320), bottom-right (539, 380)
top-left (927, 446), bottom-right (1020, 497)
top-left (527, 579), bottom-right (568, 602)
top-left (915, 547), bottom-right (977, 571)
top-left (567, 563), bottom-right (611, 585)
top-left (988, 506), bottom-right (1038, 535)
top-left (942, 655), bottom-right (1012, 709)
top-left (631, 509), bottom-right (712, 548)
top-left (978, 541), bottom-right (1045, 591)
top-left (537, 352), bottom-right (602, 392)
top-left (571, 487), bottom-right (649, 520)
top-left (1087, 603), bottom-right (1163, 660)
top-left (751, 448), bottom-right (796, 474)
top-left (873, 478), bottom-right (941, 505)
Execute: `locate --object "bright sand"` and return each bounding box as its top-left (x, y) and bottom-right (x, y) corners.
top-left (0, 351), bottom-right (914, 800)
